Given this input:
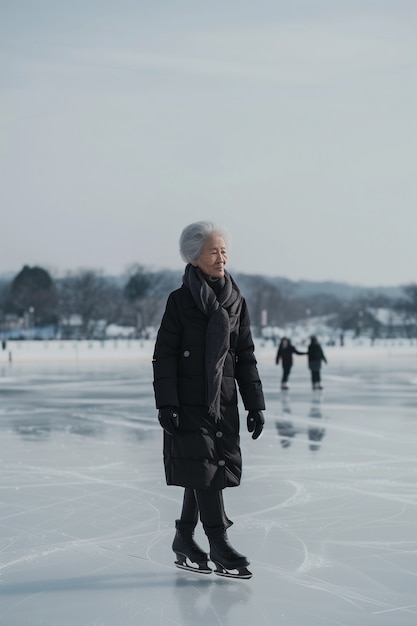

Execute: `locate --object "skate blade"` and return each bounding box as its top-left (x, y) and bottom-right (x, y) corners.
top-left (175, 561), bottom-right (212, 575)
top-left (213, 563), bottom-right (252, 580)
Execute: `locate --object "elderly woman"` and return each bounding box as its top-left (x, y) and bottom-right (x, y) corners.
top-left (152, 221), bottom-right (265, 579)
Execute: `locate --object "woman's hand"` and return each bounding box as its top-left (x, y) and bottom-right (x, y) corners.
top-left (247, 410), bottom-right (264, 440)
top-left (158, 407), bottom-right (180, 435)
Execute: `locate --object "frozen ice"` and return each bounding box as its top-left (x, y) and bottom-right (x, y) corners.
top-left (0, 341), bottom-right (416, 625)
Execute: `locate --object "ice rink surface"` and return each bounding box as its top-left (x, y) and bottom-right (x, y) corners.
top-left (1, 345), bottom-right (416, 625)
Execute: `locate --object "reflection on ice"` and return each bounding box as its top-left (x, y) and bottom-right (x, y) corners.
top-left (1, 354), bottom-right (417, 625)
top-left (276, 389), bottom-right (327, 451)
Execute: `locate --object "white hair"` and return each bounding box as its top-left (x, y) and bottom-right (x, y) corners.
top-left (179, 221), bottom-right (230, 264)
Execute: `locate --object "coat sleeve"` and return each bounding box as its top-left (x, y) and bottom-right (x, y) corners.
top-left (234, 299), bottom-right (265, 411)
top-left (152, 292), bottom-right (181, 409)
top-left (293, 347), bottom-right (307, 355)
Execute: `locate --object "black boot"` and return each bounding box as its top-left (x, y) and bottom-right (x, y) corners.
top-left (206, 527), bottom-right (252, 579)
top-left (172, 520), bottom-right (211, 574)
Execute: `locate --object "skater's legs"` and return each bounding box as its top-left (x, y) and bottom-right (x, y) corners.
top-left (282, 364), bottom-right (291, 384)
top-left (179, 488), bottom-right (199, 526)
top-left (177, 487), bottom-right (232, 533)
top-left (174, 488), bottom-right (251, 578)
top-left (311, 370), bottom-right (321, 387)
top-left (196, 489), bottom-right (250, 576)
top-left (172, 488), bottom-right (210, 572)
top-left (194, 488), bottom-right (233, 530)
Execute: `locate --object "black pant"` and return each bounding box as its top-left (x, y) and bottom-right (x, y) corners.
top-left (311, 369), bottom-right (321, 385)
top-left (281, 364), bottom-right (292, 383)
top-left (179, 488), bottom-right (232, 531)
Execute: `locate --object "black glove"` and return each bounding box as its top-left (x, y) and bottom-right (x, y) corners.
top-left (158, 407), bottom-right (180, 435)
top-left (247, 410), bottom-right (264, 440)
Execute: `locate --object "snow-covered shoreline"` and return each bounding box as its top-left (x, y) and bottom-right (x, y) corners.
top-left (1, 338), bottom-right (416, 364)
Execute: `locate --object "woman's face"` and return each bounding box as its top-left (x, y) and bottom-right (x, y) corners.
top-left (195, 234), bottom-right (227, 278)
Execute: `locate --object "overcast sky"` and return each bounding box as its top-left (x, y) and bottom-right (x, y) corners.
top-left (1, 0), bottom-right (416, 286)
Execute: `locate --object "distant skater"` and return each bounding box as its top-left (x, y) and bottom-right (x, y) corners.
top-left (275, 337), bottom-right (306, 389)
top-left (307, 336), bottom-right (327, 390)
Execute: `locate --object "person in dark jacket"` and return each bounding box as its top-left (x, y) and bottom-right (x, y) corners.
top-left (307, 335), bottom-right (327, 389)
top-left (275, 337), bottom-right (306, 389)
top-left (153, 221), bottom-right (265, 579)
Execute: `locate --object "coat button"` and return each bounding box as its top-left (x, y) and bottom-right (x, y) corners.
top-left (218, 460), bottom-right (225, 466)
top-left (183, 350), bottom-right (190, 357)
top-left (216, 431), bottom-right (223, 438)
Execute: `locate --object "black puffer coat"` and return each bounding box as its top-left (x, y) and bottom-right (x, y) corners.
top-left (307, 341), bottom-right (327, 371)
top-left (276, 342), bottom-right (306, 366)
top-left (153, 284), bottom-right (265, 490)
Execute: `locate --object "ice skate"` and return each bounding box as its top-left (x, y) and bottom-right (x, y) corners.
top-left (212, 561), bottom-right (253, 579)
top-left (207, 527), bottom-right (252, 580)
top-left (174, 553), bottom-right (212, 574)
top-left (172, 520), bottom-right (212, 574)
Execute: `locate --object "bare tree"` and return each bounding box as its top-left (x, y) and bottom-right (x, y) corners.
top-left (395, 283), bottom-right (417, 338)
top-left (58, 269), bottom-right (117, 339)
top-left (236, 274), bottom-right (285, 333)
top-left (123, 267), bottom-right (186, 334)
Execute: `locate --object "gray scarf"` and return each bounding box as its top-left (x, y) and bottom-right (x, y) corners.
top-left (183, 264), bottom-right (242, 421)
